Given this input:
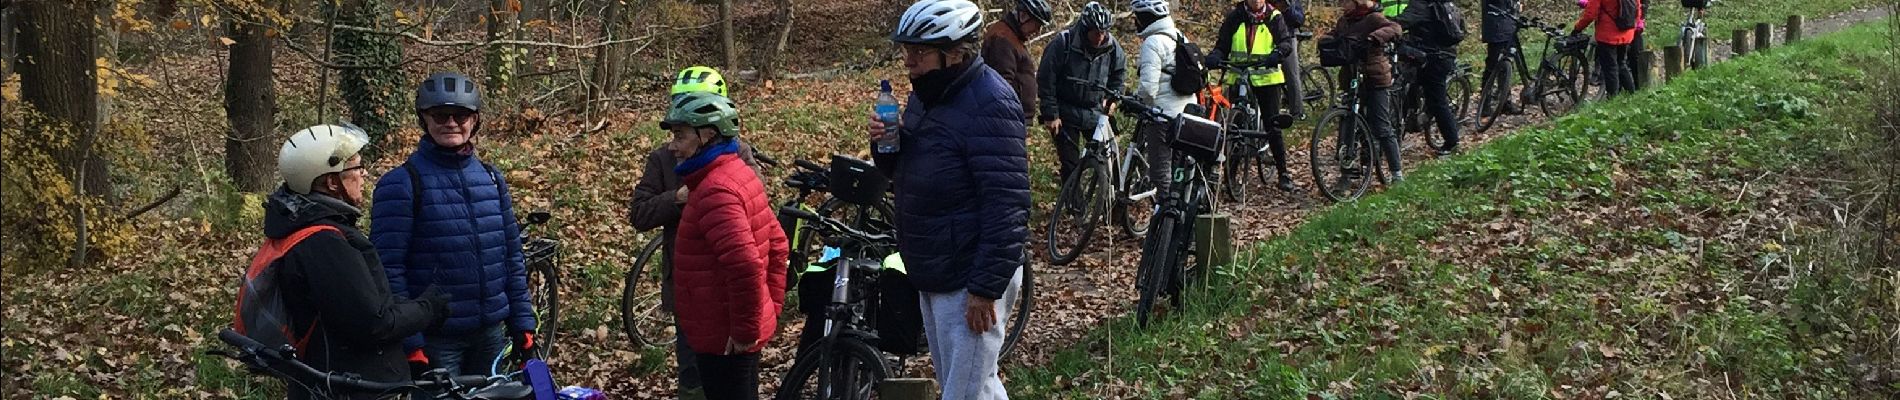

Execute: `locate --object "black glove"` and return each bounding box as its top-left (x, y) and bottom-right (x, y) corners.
top-left (1203, 52), bottom-right (1227, 69)
top-left (417, 286), bottom-right (451, 329)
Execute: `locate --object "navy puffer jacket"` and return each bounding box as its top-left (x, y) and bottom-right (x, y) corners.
top-left (370, 137), bottom-right (535, 351)
top-left (873, 59), bottom-right (1031, 299)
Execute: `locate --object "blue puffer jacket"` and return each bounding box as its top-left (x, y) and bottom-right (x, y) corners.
top-left (873, 59), bottom-right (1031, 300)
top-left (370, 138), bottom-right (535, 351)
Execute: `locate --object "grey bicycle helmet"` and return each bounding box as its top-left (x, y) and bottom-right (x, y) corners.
top-left (415, 72), bottom-right (482, 112)
top-left (1016, 0), bottom-right (1054, 24)
top-left (1079, 2), bottom-right (1113, 31)
top-left (892, 0), bottom-right (985, 46)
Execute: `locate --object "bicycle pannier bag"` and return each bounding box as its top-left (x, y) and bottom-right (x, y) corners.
top-left (1168, 113), bottom-right (1225, 161)
top-left (829, 154), bottom-right (889, 207)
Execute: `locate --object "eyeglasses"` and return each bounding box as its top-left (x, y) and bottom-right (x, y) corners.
top-left (896, 45), bottom-right (940, 59)
top-left (426, 111), bottom-right (476, 125)
top-left (339, 165), bottom-right (369, 178)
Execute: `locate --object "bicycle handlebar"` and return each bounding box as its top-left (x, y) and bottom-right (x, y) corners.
top-left (794, 160), bottom-right (826, 174)
top-left (778, 206), bottom-right (897, 248)
top-left (755, 150), bottom-right (782, 167)
top-left (1064, 77), bottom-right (1170, 125)
top-left (214, 329), bottom-right (499, 395)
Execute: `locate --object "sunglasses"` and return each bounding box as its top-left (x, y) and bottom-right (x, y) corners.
top-left (426, 111), bottom-right (476, 125)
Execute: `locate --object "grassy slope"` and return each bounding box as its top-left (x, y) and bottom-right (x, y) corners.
top-left (1009, 20), bottom-right (1893, 399)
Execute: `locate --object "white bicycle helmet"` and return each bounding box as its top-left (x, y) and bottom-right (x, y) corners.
top-left (1131, 0), bottom-right (1170, 16)
top-left (891, 0), bottom-right (985, 45)
top-left (278, 124), bottom-right (369, 194)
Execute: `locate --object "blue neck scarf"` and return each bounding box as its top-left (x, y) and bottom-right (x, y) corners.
top-left (674, 138), bottom-right (741, 177)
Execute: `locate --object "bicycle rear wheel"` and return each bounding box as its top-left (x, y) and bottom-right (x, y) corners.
top-left (773, 338), bottom-right (889, 400)
top-left (1300, 65), bottom-right (1336, 117)
top-left (1045, 161), bottom-right (1105, 265)
top-left (1001, 263), bottom-right (1034, 360)
top-left (1114, 148), bottom-right (1155, 239)
top-left (1309, 110), bottom-right (1374, 202)
top-left (1476, 64), bottom-right (1508, 132)
top-left (620, 236), bottom-right (673, 348)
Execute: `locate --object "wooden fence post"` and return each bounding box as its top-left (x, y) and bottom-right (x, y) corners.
top-left (1733, 29), bottom-right (1752, 56)
top-left (1787, 14), bottom-right (1805, 43)
top-left (1663, 45), bottom-right (1684, 81)
top-left (1755, 22), bottom-right (1773, 51)
top-left (1693, 37), bottom-right (1712, 67)
top-left (1636, 49), bottom-right (1657, 88)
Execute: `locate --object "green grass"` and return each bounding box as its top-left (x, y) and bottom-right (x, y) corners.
top-left (1010, 19), bottom-right (1893, 399)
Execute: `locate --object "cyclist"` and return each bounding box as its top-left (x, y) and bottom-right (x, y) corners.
top-left (1131, 0), bottom-right (1199, 200)
top-left (1208, 0), bottom-right (1298, 191)
top-left (1572, 0), bottom-right (1642, 97)
top-left (1393, 0), bottom-right (1467, 157)
top-left (868, 0), bottom-right (1030, 397)
top-left (1481, 0), bottom-right (1525, 116)
top-left (369, 71), bottom-right (536, 376)
top-left (628, 65), bottom-right (758, 400)
top-left (982, 0), bottom-right (1053, 123)
top-left (1319, 0), bottom-right (1404, 179)
top-left (1270, 0), bottom-right (1309, 119)
top-left (271, 124), bottom-right (450, 400)
top-left (1036, 1), bottom-right (1126, 184)
top-left (664, 91), bottom-right (790, 400)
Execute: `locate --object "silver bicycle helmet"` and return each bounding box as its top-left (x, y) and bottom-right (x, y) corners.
top-left (1131, 0), bottom-right (1170, 16)
top-left (892, 0), bottom-right (985, 45)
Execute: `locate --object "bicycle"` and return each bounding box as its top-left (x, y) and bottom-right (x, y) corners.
top-left (1106, 91), bottom-right (1233, 328)
top-left (772, 206), bottom-right (899, 400)
top-left (1390, 44), bottom-right (1475, 154)
top-left (1295, 31), bottom-right (1337, 116)
top-left (1679, 0), bottom-right (1714, 69)
top-left (519, 211), bottom-right (559, 359)
top-left (1476, 7), bottom-right (1560, 132)
top-left (1208, 59), bottom-right (1294, 204)
top-left (1535, 25), bottom-right (1595, 116)
top-left (210, 328), bottom-right (548, 399)
top-left (1309, 48), bottom-right (1387, 202)
top-left (1045, 86), bottom-right (1158, 265)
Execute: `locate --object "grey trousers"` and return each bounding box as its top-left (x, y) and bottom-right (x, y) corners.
top-left (1281, 36), bottom-right (1306, 118)
top-left (920, 267), bottom-right (1022, 400)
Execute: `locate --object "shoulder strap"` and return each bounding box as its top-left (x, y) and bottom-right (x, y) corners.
top-left (269, 224), bottom-right (338, 351)
top-left (403, 162), bottom-right (423, 217)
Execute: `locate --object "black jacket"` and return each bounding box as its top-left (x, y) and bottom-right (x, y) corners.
top-left (1036, 23), bottom-right (1128, 126)
top-left (268, 188), bottom-right (446, 399)
top-left (1481, 0), bottom-right (1521, 43)
top-left (1210, 1), bottom-right (1294, 69)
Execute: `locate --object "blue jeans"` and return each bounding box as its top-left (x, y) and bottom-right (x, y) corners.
top-left (423, 325), bottom-right (510, 376)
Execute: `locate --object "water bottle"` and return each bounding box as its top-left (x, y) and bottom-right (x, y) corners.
top-left (874, 80), bottom-right (902, 154)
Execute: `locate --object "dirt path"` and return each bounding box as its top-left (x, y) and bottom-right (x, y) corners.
top-left (1707, 6), bottom-right (1892, 60)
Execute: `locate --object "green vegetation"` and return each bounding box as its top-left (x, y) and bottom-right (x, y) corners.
top-left (1011, 20), bottom-right (1896, 399)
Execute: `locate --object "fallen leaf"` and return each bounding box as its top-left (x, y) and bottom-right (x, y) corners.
top-left (218, 37), bottom-right (235, 46)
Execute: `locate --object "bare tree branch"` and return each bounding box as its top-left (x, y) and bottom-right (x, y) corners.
top-left (305, 17), bottom-right (716, 50)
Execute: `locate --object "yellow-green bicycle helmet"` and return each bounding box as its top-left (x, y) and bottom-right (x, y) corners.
top-left (670, 66), bottom-right (729, 98)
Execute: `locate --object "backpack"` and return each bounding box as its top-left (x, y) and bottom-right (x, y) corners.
top-left (1421, 2), bottom-right (1468, 45)
top-left (1613, 0), bottom-right (1639, 30)
top-left (1154, 32), bottom-right (1207, 96)
top-left (233, 224), bottom-right (340, 351)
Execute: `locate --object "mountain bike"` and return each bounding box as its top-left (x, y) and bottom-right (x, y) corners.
top-left (1209, 59), bottom-right (1293, 204)
top-left (773, 206), bottom-right (898, 400)
top-left (211, 328), bottom-right (551, 399)
top-left (1476, 7), bottom-right (1561, 132)
top-left (520, 211), bottom-right (559, 359)
top-left (1104, 91), bottom-right (1234, 328)
top-left (1309, 56), bottom-right (1383, 202)
top-left (1045, 105), bottom-right (1157, 265)
top-left (1391, 44), bottom-right (1474, 154)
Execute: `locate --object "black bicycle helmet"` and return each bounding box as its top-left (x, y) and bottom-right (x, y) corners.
top-left (1079, 2), bottom-right (1112, 31)
top-left (1016, 0), bottom-right (1054, 24)
top-left (415, 72), bottom-right (483, 112)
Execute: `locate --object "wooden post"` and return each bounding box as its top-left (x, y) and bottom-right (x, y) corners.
top-left (1637, 50), bottom-right (1657, 88)
top-left (1194, 213), bottom-right (1234, 269)
top-left (1755, 22), bottom-right (1773, 51)
top-left (1663, 45), bottom-right (1684, 81)
top-left (1693, 37), bottom-right (1712, 67)
top-left (1732, 29), bottom-right (1751, 56)
top-left (1787, 14), bottom-right (1805, 43)
top-left (880, 378), bottom-right (936, 400)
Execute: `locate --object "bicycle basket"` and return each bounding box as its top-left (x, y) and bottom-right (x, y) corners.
top-left (1168, 113), bottom-right (1224, 161)
top-left (828, 154), bottom-right (888, 206)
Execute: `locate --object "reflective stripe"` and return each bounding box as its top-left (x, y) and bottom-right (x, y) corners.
top-left (883, 252), bottom-right (906, 275)
top-left (1225, 10), bottom-right (1287, 86)
top-left (1380, 0), bottom-right (1407, 17)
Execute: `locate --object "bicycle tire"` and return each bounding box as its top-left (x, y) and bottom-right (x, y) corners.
top-left (1223, 137), bottom-right (1255, 204)
top-left (1135, 213), bottom-right (1177, 328)
top-left (1300, 65), bottom-right (1336, 116)
top-left (773, 338), bottom-right (889, 400)
top-left (1045, 161), bottom-right (1105, 265)
top-left (619, 236), bottom-right (674, 348)
top-left (1115, 148), bottom-right (1155, 239)
top-left (1001, 262), bottom-right (1035, 360)
top-left (1536, 54), bottom-right (1585, 116)
top-left (1476, 63), bottom-right (1508, 132)
top-left (528, 259), bottom-right (560, 358)
top-left (1309, 110), bottom-right (1374, 202)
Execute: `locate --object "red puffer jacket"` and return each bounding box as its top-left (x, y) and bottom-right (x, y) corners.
top-left (673, 153), bottom-right (789, 355)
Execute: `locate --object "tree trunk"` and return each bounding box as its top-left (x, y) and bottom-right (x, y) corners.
top-left (223, 8), bottom-right (278, 193)
top-left (720, 0), bottom-right (736, 71)
top-left (485, 0), bottom-right (518, 95)
top-left (760, 0), bottom-right (794, 82)
top-left (325, 0), bottom-right (405, 159)
top-left (587, 0), bottom-right (621, 109)
top-left (18, 0), bottom-right (107, 267)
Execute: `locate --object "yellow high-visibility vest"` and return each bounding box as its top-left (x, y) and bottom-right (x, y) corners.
top-left (1225, 10), bottom-right (1287, 87)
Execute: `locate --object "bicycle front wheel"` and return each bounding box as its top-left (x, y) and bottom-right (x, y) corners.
top-left (1045, 161), bottom-right (1105, 265)
top-left (1476, 64), bottom-right (1510, 132)
top-left (1536, 54), bottom-right (1585, 116)
top-left (1309, 110), bottom-right (1374, 202)
top-left (773, 338), bottom-right (889, 400)
top-left (1115, 148), bottom-right (1155, 239)
top-left (1001, 263), bottom-right (1035, 360)
top-left (620, 236), bottom-right (674, 348)
top-left (528, 256), bottom-right (560, 358)
top-left (1135, 213), bottom-right (1177, 328)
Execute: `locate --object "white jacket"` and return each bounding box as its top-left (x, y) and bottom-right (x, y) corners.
top-left (1135, 18), bottom-right (1198, 118)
